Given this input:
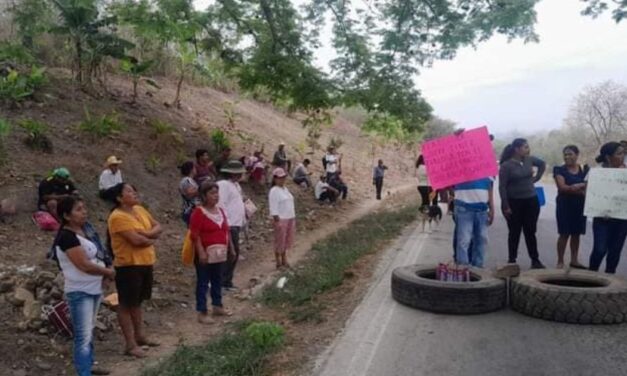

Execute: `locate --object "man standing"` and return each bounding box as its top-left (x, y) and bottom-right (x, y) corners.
top-left (323, 145), bottom-right (341, 181)
top-left (217, 160), bottom-right (247, 290)
top-left (453, 177), bottom-right (495, 268)
top-left (272, 142), bottom-right (291, 173)
top-left (372, 159), bottom-right (387, 200)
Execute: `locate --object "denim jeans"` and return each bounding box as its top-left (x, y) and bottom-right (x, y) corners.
top-left (589, 218), bottom-right (627, 274)
top-left (195, 261), bottom-right (224, 312)
top-left (454, 205), bottom-right (489, 268)
top-left (66, 291), bottom-right (102, 376)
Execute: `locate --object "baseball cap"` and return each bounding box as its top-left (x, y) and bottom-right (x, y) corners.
top-left (272, 168), bottom-right (287, 178)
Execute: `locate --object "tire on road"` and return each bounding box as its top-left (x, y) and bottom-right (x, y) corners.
top-left (511, 269), bottom-right (627, 324)
top-left (391, 264), bottom-right (507, 314)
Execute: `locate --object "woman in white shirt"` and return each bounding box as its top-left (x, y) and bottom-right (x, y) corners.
top-left (269, 168), bottom-right (296, 269)
top-left (415, 154), bottom-right (433, 206)
top-left (54, 196), bottom-right (115, 376)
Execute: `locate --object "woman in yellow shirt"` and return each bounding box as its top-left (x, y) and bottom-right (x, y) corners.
top-left (108, 183), bottom-right (162, 358)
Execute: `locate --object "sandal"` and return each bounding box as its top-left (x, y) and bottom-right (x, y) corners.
top-left (124, 347), bottom-right (147, 358)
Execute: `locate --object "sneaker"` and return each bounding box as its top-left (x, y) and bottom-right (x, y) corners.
top-left (531, 260), bottom-right (545, 269)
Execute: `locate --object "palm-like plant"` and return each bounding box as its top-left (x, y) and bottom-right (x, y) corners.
top-left (120, 57), bottom-right (159, 102)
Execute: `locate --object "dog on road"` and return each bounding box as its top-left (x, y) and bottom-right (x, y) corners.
top-left (419, 204), bottom-right (442, 233)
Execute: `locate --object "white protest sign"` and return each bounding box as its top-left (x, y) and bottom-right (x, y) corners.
top-left (584, 168), bottom-right (627, 220)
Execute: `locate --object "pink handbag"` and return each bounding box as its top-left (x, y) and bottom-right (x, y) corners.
top-left (32, 211), bottom-right (60, 231)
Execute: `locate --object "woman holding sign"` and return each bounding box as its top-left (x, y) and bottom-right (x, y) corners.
top-left (499, 138), bottom-right (546, 269)
top-left (553, 145), bottom-right (588, 269)
top-left (588, 142), bottom-right (627, 274)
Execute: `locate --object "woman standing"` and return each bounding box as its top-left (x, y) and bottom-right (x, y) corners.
top-left (189, 182), bottom-right (232, 323)
top-left (269, 168), bottom-right (296, 269)
top-left (498, 138), bottom-right (547, 269)
top-left (107, 183), bottom-right (162, 358)
top-left (55, 196), bottom-right (114, 376)
top-left (179, 161), bottom-right (200, 226)
top-left (589, 142), bottom-right (627, 274)
top-left (553, 145), bottom-right (588, 269)
top-left (415, 155), bottom-right (433, 206)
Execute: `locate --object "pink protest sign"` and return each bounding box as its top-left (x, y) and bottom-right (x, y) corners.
top-left (421, 126), bottom-right (497, 190)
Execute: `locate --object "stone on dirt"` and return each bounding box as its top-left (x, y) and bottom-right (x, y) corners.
top-left (13, 287), bottom-right (34, 306)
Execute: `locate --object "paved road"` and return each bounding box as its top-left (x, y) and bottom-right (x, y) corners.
top-left (313, 185), bottom-right (627, 376)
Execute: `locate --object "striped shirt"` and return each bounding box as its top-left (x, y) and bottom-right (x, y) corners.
top-left (454, 178), bottom-right (493, 211)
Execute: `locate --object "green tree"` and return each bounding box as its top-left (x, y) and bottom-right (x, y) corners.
top-left (9, 0), bottom-right (54, 48)
top-left (51, 0), bottom-right (132, 87)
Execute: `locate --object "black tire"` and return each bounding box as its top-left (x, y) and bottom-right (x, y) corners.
top-left (511, 269), bottom-right (627, 324)
top-left (391, 264), bottom-right (506, 314)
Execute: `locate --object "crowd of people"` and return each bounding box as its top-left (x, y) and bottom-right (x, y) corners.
top-left (415, 136), bottom-right (627, 274)
top-left (28, 131), bottom-right (627, 375)
top-left (34, 140), bottom-right (388, 376)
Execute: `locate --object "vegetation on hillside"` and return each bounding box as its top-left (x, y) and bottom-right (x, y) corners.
top-left (2, 0), bottom-right (543, 144)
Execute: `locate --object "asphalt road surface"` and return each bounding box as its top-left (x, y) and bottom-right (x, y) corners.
top-left (313, 184), bottom-right (627, 376)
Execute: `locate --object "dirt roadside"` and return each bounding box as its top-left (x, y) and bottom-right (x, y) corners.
top-left (96, 184), bottom-right (417, 376)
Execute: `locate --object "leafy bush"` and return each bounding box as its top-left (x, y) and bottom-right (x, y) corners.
top-left (210, 129), bottom-right (230, 153)
top-left (0, 67), bottom-right (46, 104)
top-left (150, 119), bottom-right (175, 136)
top-left (0, 43), bottom-right (36, 65)
top-left (18, 119), bottom-right (52, 152)
top-left (244, 322), bottom-right (285, 349)
top-left (78, 108), bottom-right (125, 137)
top-left (145, 155), bottom-right (161, 175)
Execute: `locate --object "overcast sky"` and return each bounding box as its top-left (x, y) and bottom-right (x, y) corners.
top-left (414, 0), bottom-right (627, 135)
top-left (195, 0), bottom-right (627, 135)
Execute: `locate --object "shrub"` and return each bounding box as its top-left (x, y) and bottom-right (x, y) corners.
top-left (145, 155), bottom-right (161, 175)
top-left (0, 43), bottom-right (36, 65)
top-left (18, 119), bottom-right (52, 152)
top-left (244, 322), bottom-right (285, 349)
top-left (0, 67), bottom-right (46, 104)
top-left (150, 119), bottom-right (175, 136)
top-left (79, 108), bottom-right (125, 137)
top-left (210, 129), bottom-right (230, 153)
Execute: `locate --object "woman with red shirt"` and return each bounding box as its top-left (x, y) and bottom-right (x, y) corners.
top-left (189, 182), bottom-right (232, 324)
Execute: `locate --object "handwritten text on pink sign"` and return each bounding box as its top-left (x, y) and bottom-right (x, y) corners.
top-left (421, 126), bottom-right (497, 190)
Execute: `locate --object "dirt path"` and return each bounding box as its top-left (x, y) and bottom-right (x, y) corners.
top-left (98, 183), bottom-right (417, 376)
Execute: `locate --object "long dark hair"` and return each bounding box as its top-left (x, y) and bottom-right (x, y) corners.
top-left (415, 155), bottom-right (425, 168)
top-left (179, 161), bottom-right (194, 177)
top-left (56, 195), bottom-right (83, 226)
top-left (595, 141), bottom-right (622, 165)
top-left (499, 138), bottom-right (527, 164)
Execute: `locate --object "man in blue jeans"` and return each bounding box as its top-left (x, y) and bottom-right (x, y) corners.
top-left (454, 178), bottom-right (495, 267)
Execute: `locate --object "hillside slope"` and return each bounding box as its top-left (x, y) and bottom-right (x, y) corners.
top-left (0, 70), bottom-right (415, 374)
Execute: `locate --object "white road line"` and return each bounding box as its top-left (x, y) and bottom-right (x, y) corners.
top-left (344, 227), bottom-right (428, 376)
